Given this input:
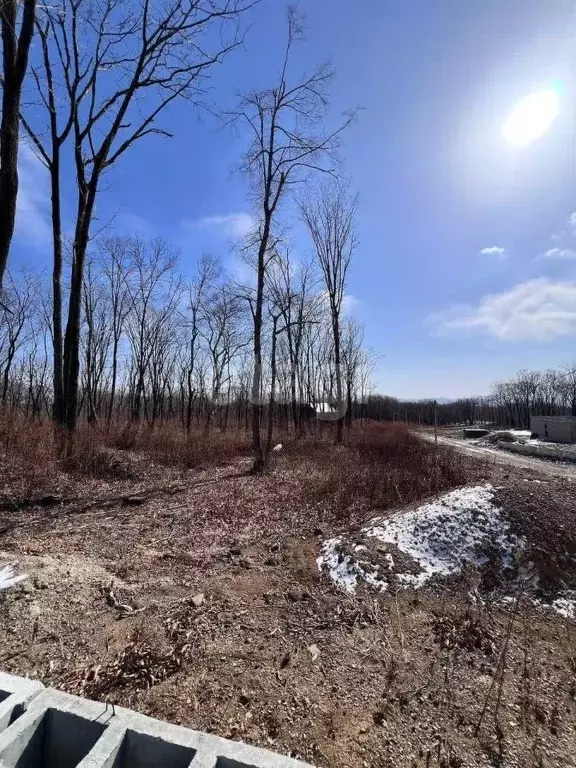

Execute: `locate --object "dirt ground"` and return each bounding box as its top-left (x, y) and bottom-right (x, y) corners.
top-left (0, 444), bottom-right (575, 767)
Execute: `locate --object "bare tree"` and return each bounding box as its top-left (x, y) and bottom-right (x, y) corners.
top-left (80, 259), bottom-right (112, 424)
top-left (300, 181), bottom-right (358, 443)
top-left (558, 364), bottom-right (576, 417)
top-left (267, 249), bottom-right (317, 436)
top-left (232, 6), bottom-right (354, 471)
top-left (199, 275), bottom-right (247, 433)
top-left (182, 254), bottom-right (220, 432)
top-left (341, 316), bottom-right (364, 429)
top-left (124, 238), bottom-right (180, 423)
top-left (0, 268), bottom-right (37, 402)
top-left (100, 238), bottom-right (133, 425)
top-left (0, 0), bottom-right (36, 294)
top-left (21, 0), bottom-right (253, 433)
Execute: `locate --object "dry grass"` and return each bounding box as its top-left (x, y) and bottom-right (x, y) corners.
top-left (105, 420), bottom-right (252, 469)
top-left (0, 409), bottom-right (253, 495)
top-left (2, 411), bottom-right (574, 767)
top-left (286, 421), bottom-right (472, 518)
top-left (0, 410), bottom-right (471, 522)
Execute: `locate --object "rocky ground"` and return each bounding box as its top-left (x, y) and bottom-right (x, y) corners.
top-left (0, 435), bottom-right (575, 767)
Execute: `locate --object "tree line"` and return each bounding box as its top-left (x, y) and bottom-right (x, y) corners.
top-left (0, 236), bottom-right (374, 437)
top-left (361, 365), bottom-right (576, 430)
top-left (1, 1), bottom-right (370, 470)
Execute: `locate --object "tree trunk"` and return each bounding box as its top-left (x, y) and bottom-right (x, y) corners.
top-left (51, 152), bottom-right (65, 426)
top-left (0, 82), bottom-right (18, 295)
top-left (186, 370), bottom-right (194, 433)
top-left (333, 315), bottom-right (343, 444)
top-left (265, 317), bottom-right (278, 456)
top-left (63, 190), bottom-right (95, 435)
top-left (346, 378), bottom-right (352, 429)
top-left (0, 0), bottom-right (36, 294)
top-left (250, 215), bottom-right (270, 474)
top-left (1, 347), bottom-right (14, 404)
top-left (107, 335), bottom-right (119, 426)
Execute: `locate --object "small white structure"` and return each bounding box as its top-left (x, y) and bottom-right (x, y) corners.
top-left (530, 415), bottom-right (576, 444)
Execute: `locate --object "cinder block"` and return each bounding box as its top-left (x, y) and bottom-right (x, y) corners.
top-left (94, 705), bottom-right (313, 768)
top-left (0, 672), bottom-right (44, 734)
top-left (0, 688), bottom-right (114, 768)
top-left (0, 683), bottom-right (314, 768)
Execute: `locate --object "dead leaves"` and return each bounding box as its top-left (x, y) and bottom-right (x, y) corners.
top-left (99, 582), bottom-right (144, 619)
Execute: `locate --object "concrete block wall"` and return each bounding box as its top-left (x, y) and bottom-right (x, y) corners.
top-left (0, 675), bottom-right (314, 768)
top-left (0, 672), bottom-right (44, 734)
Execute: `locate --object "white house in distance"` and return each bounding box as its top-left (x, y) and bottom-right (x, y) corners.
top-left (530, 415), bottom-right (576, 444)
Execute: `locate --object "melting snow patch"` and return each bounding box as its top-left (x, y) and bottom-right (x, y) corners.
top-left (0, 563), bottom-right (28, 590)
top-left (318, 486), bottom-right (576, 621)
top-left (318, 485), bottom-right (522, 592)
top-left (316, 538), bottom-right (386, 593)
top-left (549, 593), bottom-right (576, 620)
top-left (364, 485), bottom-right (521, 588)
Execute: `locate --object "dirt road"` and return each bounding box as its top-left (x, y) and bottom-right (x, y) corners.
top-left (423, 432), bottom-right (576, 480)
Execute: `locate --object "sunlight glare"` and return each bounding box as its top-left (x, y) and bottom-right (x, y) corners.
top-left (502, 88), bottom-right (560, 147)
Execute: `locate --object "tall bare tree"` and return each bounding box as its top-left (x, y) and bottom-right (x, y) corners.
top-left (199, 275), bottom-right (247, 433)
top-left (267, 249), bottom-right (318, 437)
top-left (100, 238), bottom-right (133, 425)
top-left (21, 0), bottom-right (252, 434)
top-left (0, 0), bottom-right (36, 295)
top-left (341, 316), bottom-right (364, 429)
top-left (80, 259), bottom-right (112, 424)
top-left (0, 267), bottom-right (37, 402)
top-left (182, 254), bottom-right (219, 432)
top-left (232, 6), bottom-right (354, 471)
top-left (300, 181), bottom-right (358, 442)
top-left (124, 237), bottom-right (179, 423)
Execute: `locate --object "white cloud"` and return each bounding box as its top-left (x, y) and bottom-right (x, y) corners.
top-left (429, 278), bottom-right (576, 341)
top-left (225, 254), bottom-right (255, 286)
top-left (342, 293), bottom-right (359, 314)
top-left (115, 212), bottom-right (154, 238)
top-left (569, 212), bottom-right (576, 230)
top-left (479, 246), bottom-right (507, 259)
top-left (15, 143), bottom-right (51, 250)
top-left (540, 247), bottom-right (576, 260)
top-left (182, 212), bottom-right (256, 240)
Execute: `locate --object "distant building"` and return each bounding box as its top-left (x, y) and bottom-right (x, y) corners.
top-left (530, 415), bottom-right (576, 444)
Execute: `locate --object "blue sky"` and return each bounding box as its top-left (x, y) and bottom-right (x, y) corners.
top-left (12, 0), bottom-right (576, 399)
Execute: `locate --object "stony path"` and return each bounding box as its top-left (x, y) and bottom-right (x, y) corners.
top-left (422, 432), bottom-right (576, 480)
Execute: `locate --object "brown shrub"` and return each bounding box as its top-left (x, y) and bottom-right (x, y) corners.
top-left (0, 409), bottom-right (57, 497)
top-left (104, 421), bottom-right (251, 469)
top-left (0, 409), bottom-right (254, 490)
top-left (0, 411), bottom-right (472, 518)
top-left (289, 421), bottom-right (472, 518)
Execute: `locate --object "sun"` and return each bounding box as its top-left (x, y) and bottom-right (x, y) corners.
top-left (502, 88), bottom-right (560, 147)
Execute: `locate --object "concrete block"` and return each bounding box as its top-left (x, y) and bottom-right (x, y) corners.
top-left (0, 672), bottom-right (44, 734)
top-left (0, 688), bottom-right (114, 768)
top-left (0, 683), bottom-right (313, 768)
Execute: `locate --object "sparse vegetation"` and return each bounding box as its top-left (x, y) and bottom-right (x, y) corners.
top-left (1, 3), bottom-right (576, 767)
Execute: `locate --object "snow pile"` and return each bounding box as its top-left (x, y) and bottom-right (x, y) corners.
top-left (0, 563), bottom-right (28, 590)
top-left (317, 537), bottom-right (388, 593)
top-left (548, 593), bottom-right (576, 620)
top-left (318, 485), bottom-right (522, 593)
top-left (364, 485), bottom-right (521, 587)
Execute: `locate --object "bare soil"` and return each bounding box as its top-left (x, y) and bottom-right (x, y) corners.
top-left (1, 439), bottom-right (575, 767)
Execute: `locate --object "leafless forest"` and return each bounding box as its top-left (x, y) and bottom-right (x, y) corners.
top-left (0, 235), bottom-right (373, 441)
top-left (0, 1), bottom-right (377, 473)
top-left (2, 3), bottom-right (576, 768)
